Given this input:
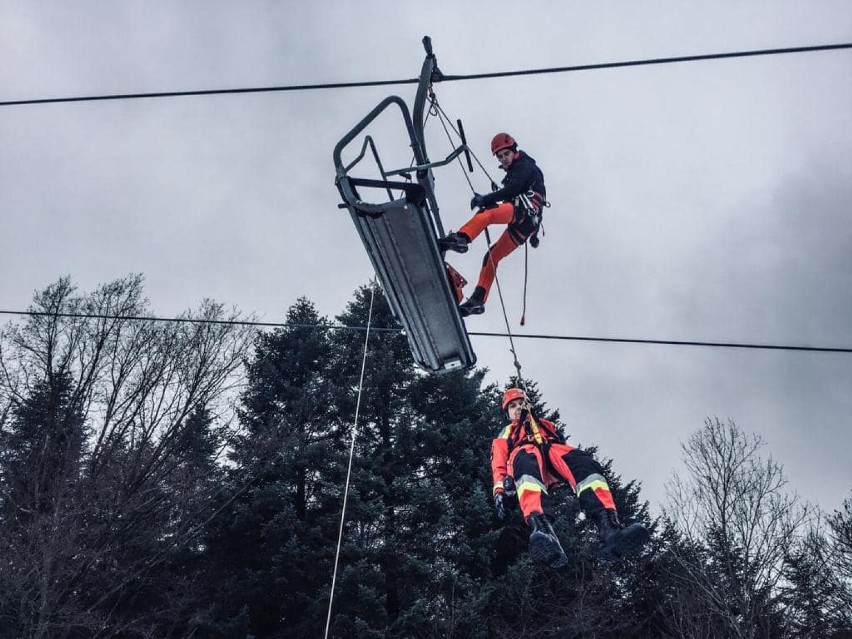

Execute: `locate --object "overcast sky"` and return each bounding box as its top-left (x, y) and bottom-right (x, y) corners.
top-left (1, 1), bottom-right (851, 516)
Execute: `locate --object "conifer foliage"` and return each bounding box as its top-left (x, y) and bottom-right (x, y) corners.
top-left (2, 278), bottom-right (848, 637)
top-left (194, 287), bottom-right (657, 638)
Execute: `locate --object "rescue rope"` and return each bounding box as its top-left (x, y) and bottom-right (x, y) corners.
top-left (521, 243), bottom-right (529, 326)
top-left (483, 227), bottom-right (526, 387)
top-left (427, 90), bottom-right (496, 184)
top-left (324, 281), bottom-right (376, 639)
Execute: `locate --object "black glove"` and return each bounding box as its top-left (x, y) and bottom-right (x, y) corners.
top-left (494, 492), bottom-right (508, 521)
top-left (503, 476), bottom-right (517, 497)
top-left (470, 193), bottom-right (486, 209)
top-left (529, 234), bottom-right (540, 248)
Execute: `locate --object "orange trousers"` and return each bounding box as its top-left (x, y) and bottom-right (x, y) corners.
top-left (508, 442), bottom-right (617, 524)
top-left (458, 203), bottom-right (520, 302)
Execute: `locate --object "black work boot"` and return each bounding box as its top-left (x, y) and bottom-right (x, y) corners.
top-left (528, 513), bottom-right (569, 569)
top-left (597, 510), bottom-right (649, 562)
top-left (459, 286), bottom-right (486, 318)
top-left (438, 231), bottom-right (470, 253)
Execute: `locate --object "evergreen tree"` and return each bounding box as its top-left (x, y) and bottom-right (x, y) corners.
top-left (192, 285), bottom-right (659, 638)
top-left (193, 296), bottom-right (344, 637)
top-left (196, 287), bottom-right (499, 638)
top-left (323, 285), bottom-right (496, 638)
top-left (0, 370), bottom-right (86, 638)
top-left (826, 494), bottom-right (852, 633)
top-left (781, 529), bottom-right (849, 638)
top-left (0, 370), bottom-right (86, 518)
top-left (829, 493), bottom-right (852, 588)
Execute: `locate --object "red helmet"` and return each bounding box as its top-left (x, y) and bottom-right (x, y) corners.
top-left (491, 132), bottom-right (516, 155)
top-left (501, 387), bottom-right (527, 410)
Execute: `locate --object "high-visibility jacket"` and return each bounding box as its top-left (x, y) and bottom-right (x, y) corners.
top-left (490, 415), bottom-right (564, 496)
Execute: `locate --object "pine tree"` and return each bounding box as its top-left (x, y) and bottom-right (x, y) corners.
top-left (323, 285), bottom-right (497, 638)
top-left (192, 285), bottom-right (658, 638)
top-left (0, 370), bottom-right (86, 638)
top-left (193, 296), bottom-right (344, 637)
top-left (197, 287), bottom-right (500, 638)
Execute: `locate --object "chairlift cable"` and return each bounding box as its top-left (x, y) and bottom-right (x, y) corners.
top-left (3, 309), bottom-right (850, 353)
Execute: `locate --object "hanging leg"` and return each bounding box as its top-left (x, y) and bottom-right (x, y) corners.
top-left (548, 445), bottom-right (649, 561)
top-left (510, 446), bottom-right (569, 568)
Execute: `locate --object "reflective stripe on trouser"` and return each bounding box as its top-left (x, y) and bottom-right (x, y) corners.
top-left (459, 203), bottom-right (520, 302)
top-left (547, 445), bottom-right (616, 517)
top-left (508, 445), bottom-right (551, 522)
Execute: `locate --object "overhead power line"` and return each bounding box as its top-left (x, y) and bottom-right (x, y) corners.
top-left (1, 43), bottom-right (850, 108)
top-left (1, 309), bottom-right (850, 355)
top-left (468, 331), bottom-right (852, 353)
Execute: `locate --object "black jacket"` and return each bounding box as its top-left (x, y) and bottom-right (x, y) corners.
top-left (480, 151), bottom-right (546, 208)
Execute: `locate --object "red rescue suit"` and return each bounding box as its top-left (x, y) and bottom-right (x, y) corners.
top-left (490, 413), bottom-right (616, 523)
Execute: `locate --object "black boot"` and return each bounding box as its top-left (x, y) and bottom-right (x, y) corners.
top-left (597, 510), bottom-right (649, 561)
top-left (438, 231), bottom-right (470, 253)
top-left (528, 513), bottom-right (569, 569)
top-left (459, 286), bottom-right (486, 318)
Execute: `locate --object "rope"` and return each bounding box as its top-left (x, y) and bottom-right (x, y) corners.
top-left (432, 95), bottom-right (476, 193)
top-left (482, 227), bottom-right (526, 387)
top-left (521, 243), bottom-right (529, 326)
top-left (427, 91), bottom-right (498, 187)
top-left (324, 282), bottom-right (376, 639)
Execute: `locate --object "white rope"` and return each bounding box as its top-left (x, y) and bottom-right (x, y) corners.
top-left (324, 282), bottom-right (376, 639)
top-left (481, 228), bottom-right (526, 389)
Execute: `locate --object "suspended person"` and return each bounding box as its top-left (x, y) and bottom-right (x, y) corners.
top-left (491, 388), bottom-right (649, 568)
top-left (439, 133), bottom-right (547, 317)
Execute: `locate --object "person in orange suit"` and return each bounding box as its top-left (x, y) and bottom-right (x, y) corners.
top-left (439, 133), bottom-right (546, 317)
top-left (490, 388), bottom-right (649, 567)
